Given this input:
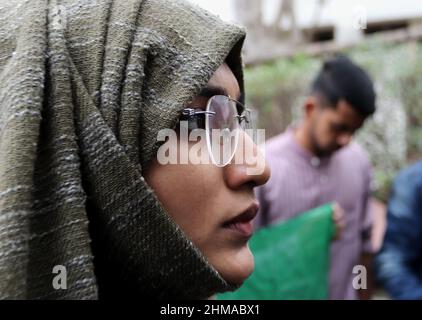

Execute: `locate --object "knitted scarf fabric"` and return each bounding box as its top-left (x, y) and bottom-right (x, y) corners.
top-left (0, 0), bottom-right (245, 299)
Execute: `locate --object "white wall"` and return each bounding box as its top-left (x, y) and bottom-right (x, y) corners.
top-left (189, 0), bottom-right (422, 45)
top-left (189, 0), bottom-right (422, 26)
top-left (186, 0), bottom-right (234, 22)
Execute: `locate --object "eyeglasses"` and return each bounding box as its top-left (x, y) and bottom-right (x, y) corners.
top-left (180, 95), bottom-right (253, 167)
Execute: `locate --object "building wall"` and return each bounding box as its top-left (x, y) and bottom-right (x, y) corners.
top-left (190, 0), bottom-right (422, 45)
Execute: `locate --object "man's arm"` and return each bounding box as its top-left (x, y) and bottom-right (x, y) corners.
top-left (375, 169), bottom-right (422, 299)
top-left (359, 198), bottom-right (387, 299)
top-left (359, 252), bottom-right (374, 300)
top-left (358, 161), bottom-right (376, 300)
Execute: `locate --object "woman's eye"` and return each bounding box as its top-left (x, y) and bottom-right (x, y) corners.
top-left (188, 117), bottom-right (205, 131)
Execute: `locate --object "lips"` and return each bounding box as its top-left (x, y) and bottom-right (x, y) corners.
top-left (223, 202), bottom-right (259, 238)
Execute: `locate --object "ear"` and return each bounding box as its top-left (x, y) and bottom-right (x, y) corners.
top-left (304, 96), bottom-right (318, 119)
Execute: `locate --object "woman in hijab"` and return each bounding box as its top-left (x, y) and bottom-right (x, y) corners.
top-left (0, 0), bottom-right (270, 299)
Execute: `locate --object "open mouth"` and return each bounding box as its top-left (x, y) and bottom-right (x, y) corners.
top-left (222, 202), bottom-right (259, 239)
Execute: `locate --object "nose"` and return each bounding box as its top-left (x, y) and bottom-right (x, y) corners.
top-left (223, 130), bottom-right (271, 190)
top-left (337, 133), bottom-right (352, 147)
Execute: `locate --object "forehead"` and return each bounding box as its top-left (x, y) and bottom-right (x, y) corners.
top-left (329, 99), bottom-right (365, 127)
top-left (208, 63), bottom-right (240, 99)
top-left (335, 99), bottom-right (364, 123)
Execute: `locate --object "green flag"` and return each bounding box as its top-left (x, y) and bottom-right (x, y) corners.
top-left (218, 203), bottom-right (334, 300)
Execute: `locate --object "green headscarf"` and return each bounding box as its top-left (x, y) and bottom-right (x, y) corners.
top-left (0, 0), bottom-right (245, 299)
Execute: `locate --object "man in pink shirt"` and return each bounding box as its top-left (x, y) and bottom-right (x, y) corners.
top-left (254, 55), bottom-right (377, 300)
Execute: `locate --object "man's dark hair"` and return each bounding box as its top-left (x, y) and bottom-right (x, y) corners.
top-left (311, 55), bottom-right (376, 117)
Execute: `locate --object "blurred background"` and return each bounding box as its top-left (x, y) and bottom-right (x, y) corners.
top-left (189, 0), bottom-right (422, 202)
top-left (189, 0), bottom-right (422, 299)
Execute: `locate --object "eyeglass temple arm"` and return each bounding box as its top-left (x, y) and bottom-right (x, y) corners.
top-left (227, 96), bottom-right (251, 114)
top-left (181, 108), bottom-right (216, 117)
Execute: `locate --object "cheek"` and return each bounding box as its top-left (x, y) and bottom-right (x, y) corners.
top-left (316, 118), bottom-right (335, 144)
top-left (310, 117), bottom-right (325, 144)
top-left (143, 161), bottom-right (222, 246)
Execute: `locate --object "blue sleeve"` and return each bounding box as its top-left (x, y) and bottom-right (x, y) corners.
top-left (375, 166), bottom-right (422, 299)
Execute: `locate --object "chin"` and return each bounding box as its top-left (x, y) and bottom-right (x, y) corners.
top-left (215, 244), bottom-right (255, 285)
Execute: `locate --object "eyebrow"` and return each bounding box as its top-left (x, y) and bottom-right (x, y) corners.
top-left (199, 85), bottom-right (241, 101)
top-left (331, 122), bottom-right (356, 133)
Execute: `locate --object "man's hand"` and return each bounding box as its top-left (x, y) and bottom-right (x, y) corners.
top-left (332, 202), bottom-right (345, 240)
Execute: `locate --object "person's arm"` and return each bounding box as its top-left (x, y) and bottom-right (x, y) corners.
top-left (358, 252), bottom-right (374, 300)
top-left (359, 198), bottom-right (387, 299)
top-left (375, 171), bottom-right (422, 299)
top-left (358, 163), bottom-right (376, 300)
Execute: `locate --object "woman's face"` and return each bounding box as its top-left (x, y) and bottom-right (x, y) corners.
top-left (144, 63), bottom-right (270, 286)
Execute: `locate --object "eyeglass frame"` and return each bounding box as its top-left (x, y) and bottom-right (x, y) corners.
top-left (179, 95), bottom-right (253, 166)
